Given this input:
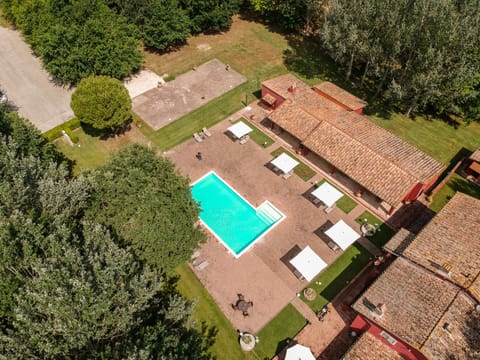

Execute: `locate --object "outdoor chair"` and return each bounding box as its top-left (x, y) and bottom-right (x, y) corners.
top-left (281, 171), bottom-right (293, 180)
top-left (327, 241), bottom-right (340, 252)
top-left (202, 127), bottom-right (212, 137)
top-left (239, 135), bottom-right (250, 145)
top-left (193, 132), bottom-right (204, 143)
top-left (242, 311), bottom-right (249, 317)
top-left (324, 204), bottom-right (335, 213)
top-left (194, 260), bottom-right (209, 271)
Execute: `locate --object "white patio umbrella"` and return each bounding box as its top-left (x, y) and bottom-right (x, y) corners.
top-left (289, 246), bottom-right (327, 282)
top-left (285, 344), bottom-right (315, 360)
top-left (324, 220), bottom-right (361, 250)
top-left (227, 121), bottom-right (253, 139)
top-left (270, 153), bottom-right (299, 174)
top-left (311, 182), bottom-right (343, 207)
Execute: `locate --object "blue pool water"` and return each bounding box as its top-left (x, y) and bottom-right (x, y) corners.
top-left (191, 172), bottom-right (284, 257)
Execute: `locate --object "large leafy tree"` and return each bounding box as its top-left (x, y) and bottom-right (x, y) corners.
top-left (71, 75), bottom-right (132, 131)
top-left (0, 110), bottom-right (214, 358)
top-left (180, 0), bottom-right (241, 33)
top-left (1, 0), bottom-right (142, 84)
top-left (322, 0), bottom-right (480, 118)
top-left (86, 144), bottom-right (205, 273)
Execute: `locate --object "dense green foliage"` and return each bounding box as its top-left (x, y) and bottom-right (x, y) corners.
top-left (86, 144), bottom-right (205, 273)
top-left (248, 0), bottom-right (322, 32)
top-left (0, 0), bottom-right (241, 82)
top-left (321, 0), bottom-right (480, 119)
top-left (0, 108), bottom-right (213, 358)
top-left (0, 0), bottom-right (142, 84)
top-left (71, 76), bottom-right (132, 131)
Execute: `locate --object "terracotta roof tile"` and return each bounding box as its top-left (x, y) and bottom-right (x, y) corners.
top-left (326, 112), bottom-right (445, 181)
top-left (421, 293), bottom-right (480, 360)
top-left (314, 81), bottom-right (367, 110)
top-left (470, 277), bottom-right (480, 303)
top-left (342, 332), bottom-right (403, 360)
top-left (264, 74), bottom-right (445, 204)
top-left (470, 147), bottom-right (480, 163)
top-left (268, 101), bottom-right (321, 141)
top-left (353, 258), bottom-right (459, 348)
top-left (262, 74), bottom-right (311, 100)
top-left (384, 228), bottom-right (416, 254)
top-left (303, 121), bottom-right (418, 205)
top-left (402, 192), bottom-right (480, 289)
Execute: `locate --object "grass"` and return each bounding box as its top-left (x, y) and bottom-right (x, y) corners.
top-left (139, 84), bottom-right (249, 151)
top-left (253, 304), bottom-right (307, 360)
top-left (234, 118), bottom-right (275, 148)
top-left (429, 173), bottom-right (480, 212)
top-left (0, 8), bottom-right (10, 27)
top-left (315, 179), bottom-right (357, 214)
top-left (176, 264), bottom-right (256, 360)
top-left (367, 111), bottom-right (480, 166)
top-left (270, 147), bottom-right (316, 181)
top-left (300, 244), bottom-right (372, 313)
top-left (355, 211), bottom-right (396, 249)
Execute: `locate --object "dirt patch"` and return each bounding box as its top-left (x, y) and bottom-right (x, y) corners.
top-left (196, 43), bottom-right (212, 51)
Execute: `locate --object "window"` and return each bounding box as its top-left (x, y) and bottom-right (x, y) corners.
top-left (380, 331), bottom-right (397, 346)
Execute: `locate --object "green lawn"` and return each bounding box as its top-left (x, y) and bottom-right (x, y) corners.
top-left (54, 129), bottom-right (134, 174)
top-left (270, 147), bottom-right (316, 181)
top-left (315, 179), bottom-right (357, 214)
top-left (234, 118), bottom-right (275, 148)
top-left (253, 304), bottom-right (307, 360)
top-left (429, 173), bottom-right (480, 212)
top-left (300, 244), bottom-right (372, 313)
top-left (367, 111), bottom-right (480, 166)
top-left (175, 264), bottom-right (255, 360)
top-left (139, 84), bottom-right (250, 151)
top-left (355, 211), bottom-right (396, 249)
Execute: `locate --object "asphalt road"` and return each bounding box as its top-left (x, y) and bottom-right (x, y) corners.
top-left (0, 26), bottom-right (73, 132)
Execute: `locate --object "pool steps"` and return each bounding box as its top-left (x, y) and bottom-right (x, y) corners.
top-left (256, 202), bottom-right (283, 225)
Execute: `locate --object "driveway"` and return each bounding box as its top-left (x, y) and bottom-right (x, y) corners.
top-left (0, 27), bottom-right (73, 132)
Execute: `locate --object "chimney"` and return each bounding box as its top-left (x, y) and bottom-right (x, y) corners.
top-left (374, 303), bottom-right (387, 318)
top-left (288, 82), bottom-right (297, 93)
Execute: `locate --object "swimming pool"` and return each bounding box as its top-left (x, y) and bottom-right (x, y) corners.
top-left (191, 171), bottom-right (285, 257)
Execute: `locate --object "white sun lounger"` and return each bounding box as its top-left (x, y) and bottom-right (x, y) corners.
top-left (239, 135), bottom-right (250, 144)
top-left (202, 127), bottom-right (212, 137)
top-left (194, 260), bottom-right (209, 271)
top-left (193, 132), bottom-right (204, 143)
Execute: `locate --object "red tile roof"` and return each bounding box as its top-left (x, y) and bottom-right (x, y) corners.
top-left (402, 192), bottom-right (480, 290)
top-left (421, 293), bottom-right (480, 360)
top-left (263, 74), bottom-right (444, 206)
top-left (314, 81), bottom-right (367, 110)
top-left (342, 332), bottom-right (403, 360)
top-left (353, 258), bottom-right (459, 348)
top-left (303, 121), bottom-right (418, 205)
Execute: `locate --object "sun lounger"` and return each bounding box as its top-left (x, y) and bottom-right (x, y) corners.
top-left (193, 132), bottom-right (204, 143)
top-left (327, 241), bottom-right (340, 252)
top-left (191, 250), bottom-right (201, 260)
top-left (194, 260), bottom-right (209, 271)
top-left (281, 171), bottom-right (293, 179)
top-left (202, 127), bottom-right (212, 137)
top-left (324, 204), bottom-right (335, 213)
top-left (239, 135), bottom-right (250, 145)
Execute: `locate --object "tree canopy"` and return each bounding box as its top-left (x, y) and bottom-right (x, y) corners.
top-left (86, 144), bottom-right (205, 273)
top-left (71, 75), bottom-right (132, 131)
top-left (0, 108), bottom-right (213, 358)
top-left (321, 0), bottom-right (480, 118)
top-left (0, 0), bottom-right (143, 84)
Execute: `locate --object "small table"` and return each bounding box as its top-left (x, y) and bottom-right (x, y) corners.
top-left (237, 300), bottom-right (251, 312)
top-left (361, 223), bottom-right (376, 237)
